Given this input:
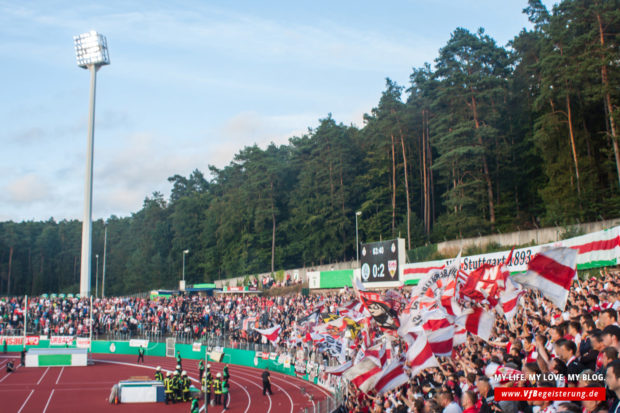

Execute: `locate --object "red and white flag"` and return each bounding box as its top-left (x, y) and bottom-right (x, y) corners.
top-left (485, 362), bottom-right (523, 383)
top-left (255, 325), bottom-right (282, 344)
top-left (498, 278), bottom-right (525, 321)
top-left (403, 332), bottom-right (438, 377)
top-left (343, 343), bottom-right (387, 393)
top-left (423, 316), bottom-right (454, 357)
top-left (457, 307), bottom-right (495, 341)
top-left (457, 269), bottom-right (469, 286)
top-left (339, 300), bottom-right (366, 320)
top-left (512, 247), bottom-right (577, 310)
top-left (374, 358), bottom-right (410, 394)
top-left (453, 326), bottom-right (467, 347)
top-left (325, 361), bottom-right (352, 376)
top-left (405, 254), bottom-right (461, 314)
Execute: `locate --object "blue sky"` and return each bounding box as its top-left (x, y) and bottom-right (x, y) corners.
top-left (0, 0), bottom-right (554, 222)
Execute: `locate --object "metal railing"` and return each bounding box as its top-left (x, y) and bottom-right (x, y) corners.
top-left (302, 383), bottom-right (345, 413)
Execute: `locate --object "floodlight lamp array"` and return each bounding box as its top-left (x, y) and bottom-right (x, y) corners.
top-left (74, 30), bottom-right (110, 68)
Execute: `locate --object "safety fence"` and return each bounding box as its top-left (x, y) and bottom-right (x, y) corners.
top-left (1, 336), bottom-right (345, 413)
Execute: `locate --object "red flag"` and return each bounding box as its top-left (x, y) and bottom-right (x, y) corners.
top-left (460, 250), bottom-right (513, 306)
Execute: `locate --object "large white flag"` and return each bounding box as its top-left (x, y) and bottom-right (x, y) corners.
top-left (343, 343), bottom-right (387, 394)
top-left (374, 358), bottom-right (410, 394)
top-left (255, 325), bottom-right (281, 344)
top-left (512, 247), bottom-right (577, 310)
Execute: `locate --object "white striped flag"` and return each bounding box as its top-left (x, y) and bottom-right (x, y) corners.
top-left (326, 360), bottom-right (352, 376)
top-left (456, 307), bottom-right (495, 341)
top-left (343, 342), bottom-right (387, 393)
top-left (498, 278), bottom-right (525, 321)
top-left (457, 269), bottom-right (469, 286)
top-left (402, 332), bottom-right (438, 377)
top-left (512, 247), bottom-right (577, 310)
top-left (374, 358), bottom-right (410, 394)
top-left (339, 300), bottom-right (366, 320)
top-left (423, 316), bottom-right (454, 357)
top-left (254, 325), bottom-right (282, 344)
top-left (453, 326), bottom-right (467, 347)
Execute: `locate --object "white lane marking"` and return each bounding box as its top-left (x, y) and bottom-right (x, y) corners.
top-left (228, 361), bottom-right (331, 398)
top-left (43, 389), bottom-right (55, 413)
top-left (212, 373), bottom-right (265, 413)
top-left (269, 373), bottom-right (316, 412)
top-left (55, 367), bottom-right (64, 384)
top-left (147, 359), bottom-right (253, 413)
top-left (181, 359), bottom-right (324, 413)
top-left (37, 367), bottom-right (50, 385)
top-left (142, 358), bottom-right (254, 413)
top-left (17, 389), bottom-right (35, 413)
top-left (0, 387), bottom-right (111, 392)
top-left (227, 368), bottom-right (293, 413)
top-left (93, 356), bottom-right (328, 413)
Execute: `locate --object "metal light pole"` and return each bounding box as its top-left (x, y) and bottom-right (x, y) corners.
top-left (355, 211), bottom-right (362, 266)
top-left (182, 249), bottom-right (189, 282)
top-left (95, 254), bottom-right (99, 298)
top-left (102, 223), bottom-right (107, 298)
top-left (74, 31), bottom-right (110, 297)
top-left (23, 295), bottom-right (27, 350)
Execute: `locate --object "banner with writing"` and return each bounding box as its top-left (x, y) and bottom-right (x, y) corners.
top-left (50, 336), bottom-right (74, 346)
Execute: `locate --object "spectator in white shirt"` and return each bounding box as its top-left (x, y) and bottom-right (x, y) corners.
top-left (438, 391), bottom-right (462, 413)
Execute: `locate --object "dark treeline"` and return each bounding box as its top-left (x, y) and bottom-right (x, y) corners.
top-left (1, 0), bottom-right (619, 295)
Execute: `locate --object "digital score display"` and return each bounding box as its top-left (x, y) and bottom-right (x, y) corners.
top-left (360, 239), bottom-right (400, 283)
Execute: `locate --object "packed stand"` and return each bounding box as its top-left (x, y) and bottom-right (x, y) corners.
top-left (3, 261), bottom-right (620, 413)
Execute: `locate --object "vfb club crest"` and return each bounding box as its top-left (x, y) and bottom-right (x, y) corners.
top-left (388, 260), bottom-right (397, 278)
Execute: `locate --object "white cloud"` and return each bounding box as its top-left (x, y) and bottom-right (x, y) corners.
top-left (4, 173), bottom-right (51, 203)
top-left (207, 111), bottom-right (317, 169)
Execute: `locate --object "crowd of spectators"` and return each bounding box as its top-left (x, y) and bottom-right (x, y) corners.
top-left (336, 268), bottom-right (620, 413)
top-left (2, 267), bottom-right (620, 413)
top-left (0, 289), bottom-right (340, 345)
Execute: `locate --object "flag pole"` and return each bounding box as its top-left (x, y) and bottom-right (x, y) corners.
top-left (89, 295), bottom-right (93, 353)
top-left (23, 295), bottom-right (27, 350)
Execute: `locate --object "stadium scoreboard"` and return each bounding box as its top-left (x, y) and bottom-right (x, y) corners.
top-left (360, 238), bottom-right (405, 287)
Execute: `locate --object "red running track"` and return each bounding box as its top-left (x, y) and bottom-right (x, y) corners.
top-left (0, 353), bottom-right (331, 413)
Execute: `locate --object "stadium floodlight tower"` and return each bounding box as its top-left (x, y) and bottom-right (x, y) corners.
top-left (74, 31), bottom-right (110, 298)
